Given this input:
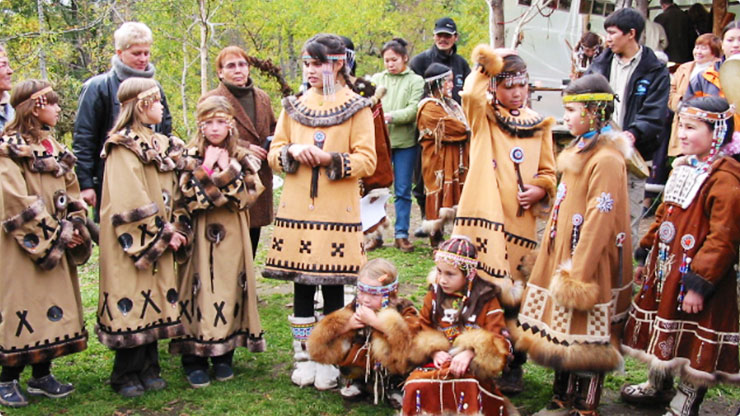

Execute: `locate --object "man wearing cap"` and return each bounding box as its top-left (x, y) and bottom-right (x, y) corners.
top-left (0, 45), bottom-right (14, 131)
top-left (409, 17), bottom-right (471, 234)
top-left (409, 17), bottom-right (471, 104)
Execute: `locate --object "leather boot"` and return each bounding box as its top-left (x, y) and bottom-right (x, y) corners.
top-left (621, 368), bottom-right (675, 405)
top-left (394, 238), bottom-right (414, 253)
top-left (664, 380), bottom-right (706, 416)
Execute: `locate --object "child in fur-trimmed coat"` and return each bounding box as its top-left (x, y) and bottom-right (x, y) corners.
top-left (402, 236), bottom-right (517, 416)
top-left (308, 258), bottom-right (420, 408)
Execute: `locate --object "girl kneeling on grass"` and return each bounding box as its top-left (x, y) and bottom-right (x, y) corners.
top-left (97, 77), bottom-right (189, 398)
top-left (621, 96), bottom-right (740, 416)
top-left (0, 80), bottom-right (92, 408)
top-left (308, 258), bottom-right (421, 408)
top-left (169, 96), bottom-right (265, 388)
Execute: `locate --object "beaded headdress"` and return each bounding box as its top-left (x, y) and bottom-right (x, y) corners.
top-left (357, 273), bottom-right (398, 308)
top-left (302, 53), bottom-right (345, 100)
top-left (123, 86), bottom-right (160, 107)
top-left (495, 70), bottom-right (528, 88)
top-left (434, 236), bottom-right (478, 280)
top-left (679, 103), bottom-right (736, 166)
top-left (23, 86), bottom-right (53, 109)
top-left (562, 91), bottom-right (615, 131)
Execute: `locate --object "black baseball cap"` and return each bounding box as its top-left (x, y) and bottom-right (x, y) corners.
top-left (433, 17), bottom-right (457, 35)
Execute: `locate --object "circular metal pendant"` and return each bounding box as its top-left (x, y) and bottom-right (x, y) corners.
top-left (571, 213), bottom-right (583, 226)
top-left (510, 147), bottom-right (525, 164)
top-left (680, 234), bottom-right (696, 250)
top-left (658, 221), bottom-right (676, 244)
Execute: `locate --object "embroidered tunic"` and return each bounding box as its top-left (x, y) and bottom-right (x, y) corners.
top-left (169, 147), bottom-right (265, 357)
top-left (417, 97), bottom-right (470, 223)
top-left (515, 131), bottom-right (633, 373)
top-left (0, 133), bottom-right (91, 366)
top-left (402, 277), bottom-right (512, 416)
top-left (453, 46), bottom-right (557, 284)
top-left (622, 156), bottom-right (740, 386)
top-left (263, 86), bottom-right (376, 285)
top-left (96, 129), bottom-right (189, 349)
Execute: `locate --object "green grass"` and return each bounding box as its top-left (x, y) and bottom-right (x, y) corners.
top-left (3, 236), bottom-right (739, 415)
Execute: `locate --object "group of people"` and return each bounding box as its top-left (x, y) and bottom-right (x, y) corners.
top-left (0, 8), bottom-right (738, 416)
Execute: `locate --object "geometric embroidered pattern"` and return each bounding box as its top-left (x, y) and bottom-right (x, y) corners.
top-left (274, 217), bottom-right (361, 232)
top-left (551, 304), bottom-right (572, 335)
top-left (505, 231), bottom-right (537, 249)
top-left (265, 258), bottom-right (360, 274)
top-left (586, 303), bottom-right (610, 338)
top-left (522, 285), bottom-right (548, 322)
top-left (454, 217), bottom-right (505, 231)
top-left (291, 321), bottom-right (313, 341)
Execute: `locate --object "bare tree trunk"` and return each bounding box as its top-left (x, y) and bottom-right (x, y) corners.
top-left (36, 0), bottom-right (48, 80)
top-left (181, 41), bottom-right (191, 137)
top-left (488, 0), bottom-right (505, 47)
top-left (199, 0), bottom-right (209, 95)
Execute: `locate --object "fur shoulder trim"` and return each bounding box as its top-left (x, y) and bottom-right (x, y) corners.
top-left (371, 308), bottom-right (415, 374)
top-left (0, 134), bottom-right (77, 177)
top-left (282, 93), bottom-right (371, 127)
top-left (408, 328), bottom-right (450, 365)
top-left (452, 328), bottom-right (509, 379)
top-left (548, 260), bottom-right (600, 311)
top-left (597, 130), bottom-right (633, 160)
top-left (307, 307), bottom-right (354, 365)
top-left (102, 129), bottom-right (183, 172)
top-left (471, 44), bottom-right (504, 78)
top-left (558, 130), bottom-right (633, 174)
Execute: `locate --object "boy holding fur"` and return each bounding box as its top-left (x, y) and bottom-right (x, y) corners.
top-left (515, 74), bottom-right (633, 416)
top-left (307, 258), bottom-right (420, 408)
top-left (402, 236), bottom-right (515, 416)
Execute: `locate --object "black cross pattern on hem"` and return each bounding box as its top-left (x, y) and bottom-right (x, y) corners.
top-left (476, 237), bottom-right (488, 254)
top-left (100, 292), bottom-right (113, 320)
top-left (15, 310), bottom-right (34, 337)
top-left (178, 299), bottom-right (192, 323)
top-left (213, 301), bottom-right (227, 327)
top-left (38, 218), bottom-right (55, 240)
top-left (272, 237), bottom-right (284, 251)
top-left (299, 240), bottom-right (312, 254)
top-left (138, 224), bottom-right (156, 246)
top-left (331, 242), bottom-right (345, 257)
top-left (140, 289), bottom-right (162, 319)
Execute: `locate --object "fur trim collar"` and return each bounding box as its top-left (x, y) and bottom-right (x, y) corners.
top-left (492, 105), bottom-right (554, 138)
top-left (282, 88), bottom-right (371, 127)
top-left (557, 130), bottom-right (633, 174)
top-left (0, 133), bottom-right (77, 177)
top-left (102, 129), bottom-right (184, 172)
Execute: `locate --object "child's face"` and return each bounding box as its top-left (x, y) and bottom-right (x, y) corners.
top-left (140, 98), bottom-right (163, 125)
top-left (202, 117), bottom-right (231, 146)
top-left (678, 116), bottom-right (714, 159)
top-left (356, 276), bottom-right (384, 311)
top-left (563, 102), bottom-right (591, 136)
top-left (435, 261), bottom-right (467, 295)
top-left (34, 102), bottom-right (61, 127)
top-left (495, 80), bottom-right (528, 110)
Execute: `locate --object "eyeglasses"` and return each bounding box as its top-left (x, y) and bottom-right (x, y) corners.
top-left (224, 61), bottom-right (248, 70)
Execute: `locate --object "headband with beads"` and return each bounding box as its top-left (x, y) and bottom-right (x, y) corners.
top-left (197, 111), bottom-right (234, 123)
top-left (23, 86), bottom-right (53, 109)
top-left (562, 92), bottom-right (615, 103)
top-left (495, 70), bottom-right (528, 88)
top-left (679, 104), bottom-right (736, 164)
top-left (301, 53), bottom-right (346, 61)
top-left (425, 70), bottom-right (453, 84)
top-left (357, 273), bottom-right (398, 308)
top-left (123, 86), bottom-right (160, 106)
top-left (434, 250), bottom-right (478, 280)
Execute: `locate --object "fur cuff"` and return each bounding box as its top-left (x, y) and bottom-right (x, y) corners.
top-left (408, 329), bottom-right (450, 365)
top-left (452, 329), bottom-right (509, 379)
top-left (37, 219), bottom-right (74, 270)
top-left (549, 260), bottom-right (600, 311)
top-left (133, 222), bottom-right (175, 270)
top-left (326, 152), bottom-right (351, 180)
top-left (371, 308), bottom-right (414, 374)
top-left (279, 145), bottom-right (299, 173)
top-left (192, 166), bottom-right (229, 207)
top-left (111, 203), bottom-right (159, 227)
top-left (471, 44), bottom-right (504, 78)
top-left (67, 217), bottom-right (92, 265)
top-left (496, 276), bottom-right (523, 309)
top-left (307, 308), bottom-right (354, 365)
top-left (682, 270), bottom-right (715, 299)
top-left (2, 199), bottom-right (45, 233)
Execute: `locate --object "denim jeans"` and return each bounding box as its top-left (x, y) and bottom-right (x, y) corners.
top-left (392, 146), bottom-right (417, 239)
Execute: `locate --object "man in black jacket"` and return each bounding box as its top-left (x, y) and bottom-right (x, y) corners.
top-left (72, 22), bottom-right (172, 219)
top-left (409, 17), bottom-right (471, 234)
top-left (586, 8), bottom-right (669, 247)
top-left (655, 0), bottom-right (694, 64)
top-left (409, 17), bottom-right (470, 104)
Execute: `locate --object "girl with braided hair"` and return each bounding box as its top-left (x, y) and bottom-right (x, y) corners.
top-left (515, 73), bottom-right (633, 416)
top-left (402, 236), bottom-right (515, 416)
top-left (264, 33), bottom-right (376, 391)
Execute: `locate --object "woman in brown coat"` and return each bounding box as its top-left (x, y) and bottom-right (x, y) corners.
top-left (200, 46), bottom-right (276, 255)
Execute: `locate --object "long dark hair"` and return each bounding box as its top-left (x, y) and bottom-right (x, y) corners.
top-left (302, 33), bottom-right (354, 91)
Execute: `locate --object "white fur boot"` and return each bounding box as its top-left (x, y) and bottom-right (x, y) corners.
top-left (289, 316), bottom-right (316, 387)
top-left (314, 362), bottom-right (340, 390)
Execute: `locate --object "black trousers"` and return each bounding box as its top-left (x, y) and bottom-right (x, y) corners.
top-left (0, 362), bottom-right (51, 382)
top-left (111, 342), bottom-right (160, 389)
top-left (293, 283), bottom-right (344, 318)
top-left (249, 227), bottom-right (261, 258)
top-left (182, 350), bottom-right (234, 375)
top-left (411, 144), bottom-right (425, 217)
